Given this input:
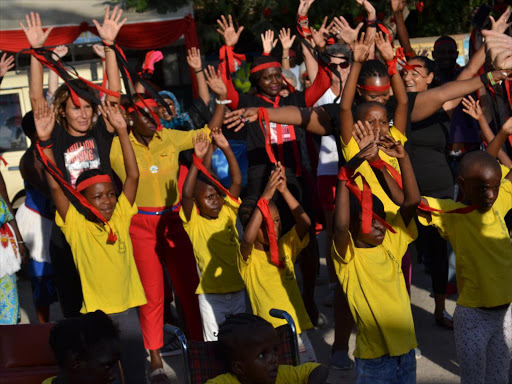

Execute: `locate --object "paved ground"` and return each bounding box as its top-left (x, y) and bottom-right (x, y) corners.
top-left (19, 236), bottom-right (459, 383)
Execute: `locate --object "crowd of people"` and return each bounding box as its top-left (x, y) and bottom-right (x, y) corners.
top-left (1, 0), bottom-right (512, 383)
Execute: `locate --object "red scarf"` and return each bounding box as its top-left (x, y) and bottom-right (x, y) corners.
top-left (257, 197), bottom-right (283, 268)
top-left (192, 155), bottom-right (238, 203)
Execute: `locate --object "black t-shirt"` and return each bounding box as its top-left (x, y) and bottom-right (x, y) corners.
top-left (406, 92), bottom-right (454, 198)
top-left (51, 115), bottom-right (114, 187)
top-left (237, 92), bottom-right (307, 180)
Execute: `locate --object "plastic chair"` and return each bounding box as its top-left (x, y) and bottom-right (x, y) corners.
top-left (165, 309), bottom-right (299, 384)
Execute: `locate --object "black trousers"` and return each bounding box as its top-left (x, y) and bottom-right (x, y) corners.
top-left (416, 223), bottom-right (448, 295)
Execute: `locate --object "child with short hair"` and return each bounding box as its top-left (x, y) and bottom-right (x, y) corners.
top-left (43, 310), bottom-right (121, 384)
top-left (238, 165), bottom-right (315, 362)
top-left (332, 130), bottom-right (420, 383)
top-left (419, 147), bottom-right (512, 383)
top-left (180, 121), bottom-right (245, 341)
top-left (34, 101), bottom-right (147, 383)
top-left (206, 313), bottom-right (329, 384)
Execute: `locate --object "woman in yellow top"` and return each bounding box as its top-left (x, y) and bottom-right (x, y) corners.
top-left (109, 97), bottom-right (209, 377)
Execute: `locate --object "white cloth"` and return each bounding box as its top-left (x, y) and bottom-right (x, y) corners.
top-left (15, 203), bottom-right (52, 263)
top-left (0, 222), bottom-right (20, 279)
top-left (315, 88), bottom-right (340, 176)
top-left (198, 289), bottom-right (246, 341)
top-left (290, 65), bottom-right (302, 91)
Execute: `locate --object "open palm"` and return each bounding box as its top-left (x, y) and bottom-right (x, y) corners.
top-left (20, 12), bottom-right (53, 48)
top-left (92, 6), bottom-right (127, 45)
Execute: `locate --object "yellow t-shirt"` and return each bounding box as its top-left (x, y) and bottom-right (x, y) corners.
top-left (418, 179), bottom-right (512, 308)
top-left (500, 163), bottom-right (511, 180)
top-left (341, 126), bottom-right (407, 216)
top-left (41, 377), bottom-right (55, 384)
top-left (238, 226), bottom-right (312, 333)
top-left (110, 126), bottom-right (210, 208)
top-left (56, 193), bottom-right (147, 314)
top-left (180, 196), bottom-right (245, 294)
top-left (332, 214), bottom-right (418, 359)
top-left (205, 363), bottom-right (321, 383)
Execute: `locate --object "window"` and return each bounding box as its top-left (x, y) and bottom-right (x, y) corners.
top-left (0, 93), bottom-right (26, 151)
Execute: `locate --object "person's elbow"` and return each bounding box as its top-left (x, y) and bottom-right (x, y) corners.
top-left (403, 194), bottom-right (421, 211)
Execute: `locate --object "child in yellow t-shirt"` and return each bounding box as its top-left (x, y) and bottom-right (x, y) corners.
top-left (180, 127), bottom-right (245, 341)
top-left (35, 101), bottom-right (147, 382)
top-left (418, 148), bottom-right (512, 383)
top-left (206, 313), bottom-right (328, 384)
top-left (332, 134), bottom-right (420, 383)
top-left (238, 165), bottom-right (315, 362)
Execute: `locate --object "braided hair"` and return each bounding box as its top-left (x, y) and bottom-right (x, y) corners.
top-left (357, 59), bottom-right (389, 87)
top-left (217, 313), bottom-right (274, 362)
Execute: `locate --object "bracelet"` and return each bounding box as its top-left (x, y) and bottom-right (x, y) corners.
top-left (195, 68), bottom-right (204, 74)
top-left (297, 14), bottom-right (309, 22)
top-left (215, 99), bottom-right (232, 105)
top-left (283, 56), bottom-right (290, 60)
top-left (17, 240), bottom-right (25, 244)
top-left (487, 72), bottom-right (496, 86)
top-left (38, 138), bottom-right (53, 148)
top-left (366, 18), bottom-right (377, 23)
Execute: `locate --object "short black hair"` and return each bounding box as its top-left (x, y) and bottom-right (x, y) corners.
top-left (358, 60), bottom-right (389, 86)
top-left (238, 196), bottom-right (277, 228)
top-left (22, 111), bottom-right (36, 140)
top-left (434, 35), bottom-right (457, 51)
top-left (217, 313), bottom-right (274, 364)
top-left (194, 171), bottom-right (223, 197)
top-left (459, 150), bottom-right (501, 180)
top-left (75, 169), bottom-right (110, 192)
top-left (49, 310), bottom-right (120, 368)
top-left (355, 101), bottom-right (387, 122)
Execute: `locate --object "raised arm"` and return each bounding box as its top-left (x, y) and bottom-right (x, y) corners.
top-left (92, 5), bottom-right (126, 132)
top-left (20, 12), bottom-right (53, 110)
top-left (375, 31), bottom-right (408, 133)
top-left (379, 135), bottom-right (420, 225)
top-left (391, 0), bottom-right (415, 57)
top-left (240, 168), bottom-right (281, 260)
top-left (0, 52), bottom-right (15, 81)
top-left (33, 103), bottom-right (69, 219)
top-left (482, 29), bottom-right (512, 70)
top-left (277, 166), bottom-right (311, 239)
top-left (47, 46), bottom-right (68, 100)
top-left (279, 28), bottom-right (296, 71)
top-left (340, 32), bottom-right (373, 144)
top-left (182, 132), bottom-right (210, 221)
top-left (261, 30), bottom-right (278, 56)
top-left (187, 47), bottom-right (210, 106)
top-left (212, 127), bottom-right (242, 198)
top-left (411, 70), bottom-right (511, 122)
top-left (331, 16), bottom-right (363, 46)
top-left (97, 101), bottom-right (138, 204)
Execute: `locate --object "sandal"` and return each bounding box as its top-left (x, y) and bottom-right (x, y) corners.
top-left (150, 368), bottom-right (171, 384)
top-left (435, 310), bottom-right (454, 330)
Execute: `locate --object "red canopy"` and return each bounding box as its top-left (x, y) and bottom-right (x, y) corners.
top-left (0, 15), bottom-right (199, 96)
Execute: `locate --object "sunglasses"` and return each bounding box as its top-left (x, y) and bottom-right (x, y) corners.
top-left (328, 60), bottom-right (350, 70)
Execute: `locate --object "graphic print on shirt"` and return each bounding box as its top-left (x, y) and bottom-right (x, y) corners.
top-left (269, 122), bottom-right (292, 144)
top-left (64, 138), bottom-right (101, 186)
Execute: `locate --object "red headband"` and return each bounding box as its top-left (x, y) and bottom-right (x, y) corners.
top-left (357, 82), bottom-right (391, 92)
top-left (126, 99), bottom-right (159, 113)
top-left (76, 174), bottom-right (113, 193)
top-left (250, 62), bottom-right (281, 74)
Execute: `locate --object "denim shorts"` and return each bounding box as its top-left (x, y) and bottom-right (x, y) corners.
top-left (355, 349), bottom-right (416, 384)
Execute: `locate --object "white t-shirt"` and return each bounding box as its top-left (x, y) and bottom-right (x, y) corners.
top-left (290, 65), bottom-right (302, 91)
top-left (315, 88), bottom-right (339, 176)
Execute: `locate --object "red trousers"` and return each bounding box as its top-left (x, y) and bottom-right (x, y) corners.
top-left (130, 209), bottom-right (203, 349)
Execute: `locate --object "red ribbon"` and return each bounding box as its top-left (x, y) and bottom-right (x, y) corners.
top-left (76, 174), bottom-right (113, 193)
top-left (0, 156), bottom-right (7, 166)
top-left (367, 159), bottom-right (477, 214)
top-left (337, 166), bottom-right (396, 234)
top-left (219, 45), bottom-right (246, 75)
top-left (256, 102), bottom-right (302, 177)
top-left (36, 143), bottom-right (118, 243)
top-left (257, 197), bottom-right (283, 268)
top-left (250, 61), bottom-right (281, 74)
top-left (386, 47), bottom-right (422, 77)
top-left (126, 99), bottom-right (163, 132)
top-left (191, 154), bottom-right (238, 203)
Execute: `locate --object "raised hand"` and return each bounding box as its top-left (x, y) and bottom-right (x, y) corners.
top-left (391, 0), bottom-right (406, 13)
top-left (375, 31), bottom-right (394, 62)
top-left (311, 17), bottom-right (329, 50)
top-left (216, 15), bottom-right (244, 47)
top-left (356, 0), bottom-right (377, 19)
top-left (204, 65), bottom-right (227, 97)
top-left (20, 12), bottom-right (53, 48)
top-left (0, 53), bottom-right (15, 77)
top-left (261, 30), bottom-right (278, 55)
top-left (501, 117), bottom-right (512, 136)
top-left (262, 165), bottom-right (282, 200)
top-left (298, 0), bottom-right (316, 16)
top-left (276, 163), bottom-right (288, 193)
top-left (51, 45), bottom-right (68, 61)
top-left (352, 31), bottom-right (374, 63)
top-left (92, 44), bottom-right (106, 59)
top-left (482, 30), bottom-right (512, 70)
top-left (332, 16), bottom-right (363, 45)
top-left (33, 102), bottom-right (55, 141)
top-left (353, 120), bottom-right (379, 151)
top-left (92, 5), bottom-right (127, 45)
top-left (490, 69), bottom-right (512, 82)
top-left (461, 96), bottom-right (483, 121)
top-left (490, 6), bottom-right (512, 34)
top-left (193, 131), bottom-right (210, 159)
top-left (186, 47), bottom-right (202, 71)
top-left (279, 28), bottom-right (296, 50)
top-left (211, 126), bottom-right (229, 150)
top-left (97, 100), bottom-right (127, 133)
top-left (378, 135), bottom-right (405, 158)
top-left (224, 108), bottom-right (259, 131)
